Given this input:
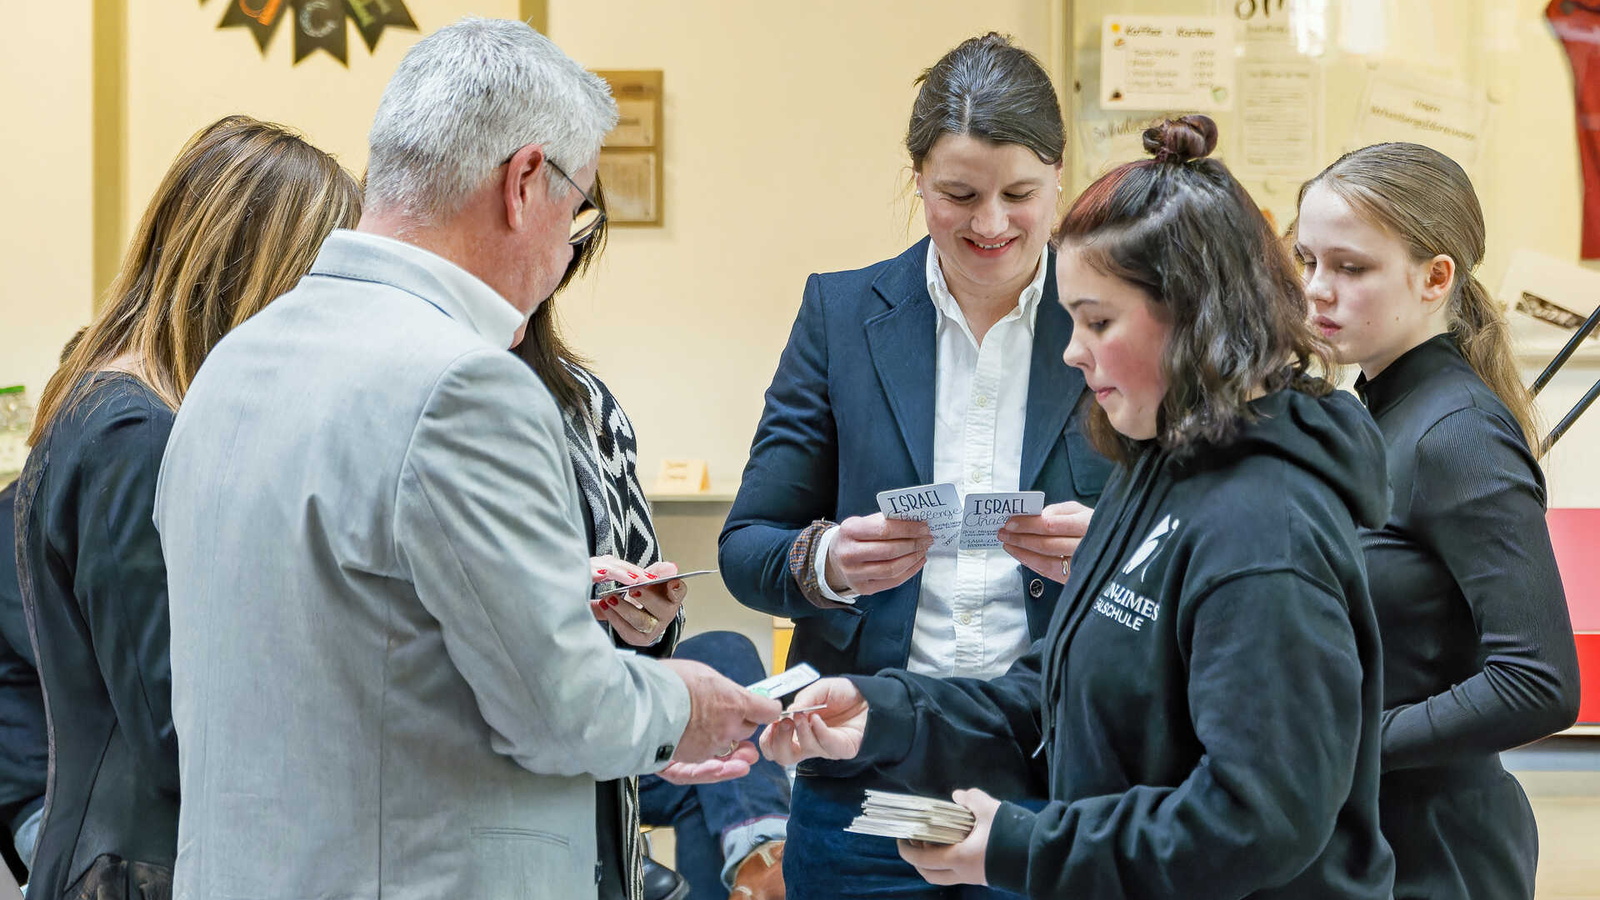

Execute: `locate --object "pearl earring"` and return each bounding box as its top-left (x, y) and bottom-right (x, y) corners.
top-left (914, 189), bottom-right (923, 197)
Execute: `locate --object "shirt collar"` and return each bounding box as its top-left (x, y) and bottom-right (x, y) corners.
top-left (1353, 332), bottom-right (1463, 416)
top-left (309, 230), bottom-right (527, 349)
top-left (925, 242), bottom-right (1049, 335)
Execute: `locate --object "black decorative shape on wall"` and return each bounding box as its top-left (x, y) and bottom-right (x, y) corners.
top-left (291, 0), bottom-right (349, 64)
top-left (346, 0), bottom-right (418, 52)
top-left (216, 0), bottom-right (289, 53)
top-left (202, 0), bottom-right (417, 65)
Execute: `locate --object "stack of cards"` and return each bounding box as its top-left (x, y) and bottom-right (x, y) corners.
top-left (844, 790), bottom-right (976, 844)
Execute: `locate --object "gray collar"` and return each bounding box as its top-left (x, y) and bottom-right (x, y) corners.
top-left (307, 229), bottom-right (526, 349)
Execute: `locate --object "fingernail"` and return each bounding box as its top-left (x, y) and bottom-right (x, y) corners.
top-left (597, 568), bottom-right (608, 576)
top-left (606, 597), bottom-right (619, 607)
top-left (631, 590), bottom-right (642, 599)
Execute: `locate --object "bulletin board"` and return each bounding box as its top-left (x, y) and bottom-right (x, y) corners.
top-left (1063, 0), bottom-right (1594, 360)
top-left (1068, 0), bottom-right (1497, 228)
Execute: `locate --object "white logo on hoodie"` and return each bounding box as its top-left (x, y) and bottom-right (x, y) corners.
top-left (1122, 515), bottom-right (1181, 583)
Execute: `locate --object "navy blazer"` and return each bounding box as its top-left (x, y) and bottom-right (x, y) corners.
top-left (719, 239), bottom-right (1112, 677)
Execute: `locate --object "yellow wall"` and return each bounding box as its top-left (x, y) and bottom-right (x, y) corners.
top-left (4, 0), bottom-right (1598, 505)
top-left (0, 2), bottom-right (94, 399)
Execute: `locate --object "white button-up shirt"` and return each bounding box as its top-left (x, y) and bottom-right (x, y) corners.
top-left (814, 243), bottom-right (1047, 680)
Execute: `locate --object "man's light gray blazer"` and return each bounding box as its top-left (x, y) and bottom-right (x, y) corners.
top-left (154, 231), bottom-right (690, 900)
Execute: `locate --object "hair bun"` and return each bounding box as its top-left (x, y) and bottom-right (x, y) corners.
top-left (1141, 115), bottom-right (1219, 164)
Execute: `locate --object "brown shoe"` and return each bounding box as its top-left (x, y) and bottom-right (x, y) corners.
top-left (728, 840), bottom-right (784, 900)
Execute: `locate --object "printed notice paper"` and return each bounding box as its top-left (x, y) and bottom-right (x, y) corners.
top-left (1100, 15), bottom-right (1236, 112)
top-left (877, 483), bottom-right (1045, 552)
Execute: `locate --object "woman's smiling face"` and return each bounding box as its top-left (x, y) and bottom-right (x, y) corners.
top-left (916, 133), bottom-right (1061, 300)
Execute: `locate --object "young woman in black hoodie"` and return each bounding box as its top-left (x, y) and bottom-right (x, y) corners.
top-left (1295, 143), bottom-right (1581, 900)
top-left (759, 115), bottom-right (1396, 900)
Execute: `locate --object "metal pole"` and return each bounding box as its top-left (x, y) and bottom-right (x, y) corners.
top-left (1540, 374), bottom-right (1600, 458)
top-left (1532, 300), bottom-right (1600, 396)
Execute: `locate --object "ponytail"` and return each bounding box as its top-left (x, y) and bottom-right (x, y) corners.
top-left (1451, 273), bottom-right (1542, 450)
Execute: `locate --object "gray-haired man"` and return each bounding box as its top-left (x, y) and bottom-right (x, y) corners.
top-left (154, 18), bottom-right (778, 900)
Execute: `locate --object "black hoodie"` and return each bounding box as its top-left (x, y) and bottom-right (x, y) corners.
top-left (847, 386), bottom-right (1396, 900)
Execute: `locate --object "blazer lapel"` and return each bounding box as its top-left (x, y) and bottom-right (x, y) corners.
top-left (1021, 252), bottom-right (1084, 491)
top-left (865, 241), bottom-right (937, 485)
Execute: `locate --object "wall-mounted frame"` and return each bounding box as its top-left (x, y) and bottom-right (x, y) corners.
top-left (594, 69), bottom-right (663, 226)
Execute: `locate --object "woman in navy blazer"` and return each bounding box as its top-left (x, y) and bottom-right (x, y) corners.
top-left (719, 34), bottom-right (1110, 900)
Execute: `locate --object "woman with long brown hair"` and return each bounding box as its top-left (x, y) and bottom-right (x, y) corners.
top-left (1294, 142), bottom-right (1580, 900)
top-left (15, 114), bottom-right (359, 900)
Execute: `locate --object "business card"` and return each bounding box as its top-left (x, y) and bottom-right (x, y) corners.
top-left (958, 491), bottom-right (1045, 551)
top-left (876, 482), bottom-right (962, 548)
top-left (747, 663), bottom-right (820, 699)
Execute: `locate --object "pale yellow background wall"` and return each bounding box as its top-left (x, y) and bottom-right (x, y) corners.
top-left (0, 4), bottom-right (94, 400)
top-left (549, 0), bottom-right (1057, 492)
top-left (4, 0), bottom-right (1599, 506)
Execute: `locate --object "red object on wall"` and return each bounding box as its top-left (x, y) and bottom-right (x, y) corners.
top-left (1548, 0), bottom-right (1600, 259)
top-left (1547, 508), bottom-right (1600, 724)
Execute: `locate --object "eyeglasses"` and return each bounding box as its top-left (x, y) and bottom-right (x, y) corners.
top-left (543, 157), bottom-right (606, 246)
top-left (500, 149), bottom-right (606, 246)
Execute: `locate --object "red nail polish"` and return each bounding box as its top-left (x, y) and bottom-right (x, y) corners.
top-left (631, 590), bottom-right (642, 599)
top-left (606, 597), bottom-right (619, 607)
top-left (597, 569), bottom-right (608, 576)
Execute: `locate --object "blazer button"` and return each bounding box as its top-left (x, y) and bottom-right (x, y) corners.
top-left (654, 743), bottom-right (675, 763)
top-left (1029, 578), bottom-right (1045, 598)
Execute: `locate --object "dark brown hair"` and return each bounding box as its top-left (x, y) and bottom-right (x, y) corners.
top-left (1055, 115), bottom-right (1332, 464)
top-left (906, 33), bottom-right (1064, 169)
top-left (512, 175), bottom-right (609, 414)
top-left (32, 115), bottom-right (361, 445)
top-left (1297, 143), bottom-right (1538, 448)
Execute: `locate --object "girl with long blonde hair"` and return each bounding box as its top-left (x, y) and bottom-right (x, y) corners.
top-left (1295, 142), bottom-right (1580, 900)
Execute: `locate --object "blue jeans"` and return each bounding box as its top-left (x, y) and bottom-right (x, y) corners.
top-left (786, 774), bottom-right (1022, 900)
top-left (639, 632), bottom-right (790, 900)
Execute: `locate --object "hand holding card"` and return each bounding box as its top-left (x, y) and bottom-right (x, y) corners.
top-left (875, 483), bottom-right (1047, 552)
top-left (758, 675), bottom-right (870, 766)
top-left (877, 483), bottom-right (962, 549)
top-left (958, 491), bottom-right (1045, 551)
top-left (823, 515), bottom-right (935, 597)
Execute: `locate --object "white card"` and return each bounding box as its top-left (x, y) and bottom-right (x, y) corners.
top-left (595, 569), bottom-right (718, 601)
top-left (958, 491), bottom-right (1046, 551)
top-left (876, 482), bottom-right (962, 548)
top-left (746, 663), bottom-right (820, 699)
